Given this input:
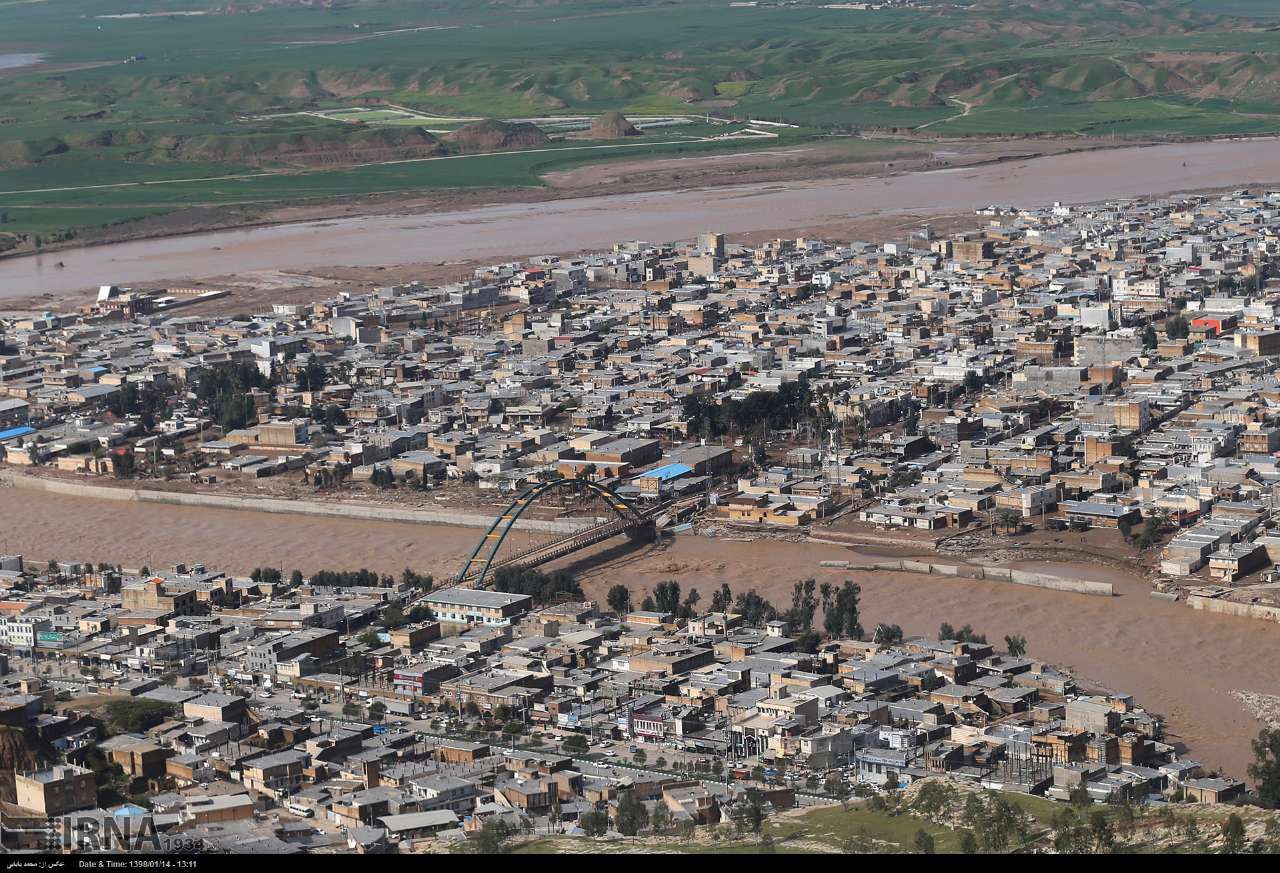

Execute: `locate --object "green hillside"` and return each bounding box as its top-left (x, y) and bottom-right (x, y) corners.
top-left (4, 0), bottom-right (1280, 240)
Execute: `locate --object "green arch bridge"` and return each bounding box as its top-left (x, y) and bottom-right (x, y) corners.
top-left (453, 477), bottom-right (665, 588)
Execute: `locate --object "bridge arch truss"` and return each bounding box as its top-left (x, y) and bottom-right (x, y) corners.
top-left (455, 476), bottom-right (645, 587)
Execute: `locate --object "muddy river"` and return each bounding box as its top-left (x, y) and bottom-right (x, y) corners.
top-left (4, 138), bottom-right (1280, 298)
top-left (1, 488), bottom-right (1276, 779)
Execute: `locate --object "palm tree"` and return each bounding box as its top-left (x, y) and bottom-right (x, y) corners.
top-left (995, 508), bottom-right (1023, 534)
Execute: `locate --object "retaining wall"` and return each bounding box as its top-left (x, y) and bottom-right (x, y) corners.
top-left (1187, 595), bottom-right (1280, 624)
top-left (825, 557), bottom-right (1113, 597)
top-left (0, 471), bottom-right (585, 534)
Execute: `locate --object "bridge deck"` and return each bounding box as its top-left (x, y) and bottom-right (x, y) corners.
top-left (453, 506), bottom-right (662, 587)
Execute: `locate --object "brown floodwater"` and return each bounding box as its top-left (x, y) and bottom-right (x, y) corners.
top-left (1, 489), bottom-right (1277, 779)
top-left (5, 138), bottom-right (1280, 298)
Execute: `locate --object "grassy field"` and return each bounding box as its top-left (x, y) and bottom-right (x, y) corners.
top-left (0, 126), bottom-right (818, 237)
top-left (4, 0), bottom-right (1280, 240)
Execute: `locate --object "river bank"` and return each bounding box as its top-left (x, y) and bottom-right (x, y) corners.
top-left (0, 470), bottom-right (585, 534)
top-left (5, 137), bottom-right (1280, 298)
top-left (0, 487), bottom-right (1277, 779)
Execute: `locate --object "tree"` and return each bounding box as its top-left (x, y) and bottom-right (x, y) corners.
top-left (633, 748), bottom-right (647, 764)
top-left (959, 830), bottom-right (978, 854)
top-left (492, 566), bottom-right (583, 605)
top-left (742, 788), bottom-right (767, 834)
top-left (787, 578), bottom-right (819, 632)
top-left (1004, 634), bottom-right (1028, 658)
top-left (1249, 728), bottom-right (1280, 807)
top-left (681, 587), bottom-right (701, 618)
top-left (298, 359), bottom-right (327, 392)
top-left (1165, 313), bottom-right (1190, 340)
top-left (710, 583), bottom-right (734, 613)
top-left (579, 809), bottom-right (609, 837)
top-left (654, 580), bottom-right (682, 614)
top-left (615, 790), bottom-right (649, 836)
top-left (469, 818), bottom-right (511, 854)
top-left (1052, 808), bottom-right (1093, 854)
top-left (995, 507), bottom-right (1023, 534)
top-left (367, 701), bottom-right (386, 722)
top-left (913, 829), bottom-right (935, 854)
top-left (1089, 809), bottom-right (1115, 853)
top-left (1136, 513), bottom-right (1161, 550)
top-left (874, 623), bottom-right (904, 645)
top-left (607, 585), bottom-right (631, 615)
top-left (904, 409), bottom-right (920, 436)
top-left (974, 794), bottom-right (1029, 852)
top-left (733, 589), bottom-right (778, 625)
top-left (1221, 813), bottom-right (1246, 854)
top-left (563, 734), bottom-right (589, 753)
top-left (823, 580), bottom-right (863, 640)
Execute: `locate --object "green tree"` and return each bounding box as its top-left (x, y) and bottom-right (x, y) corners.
top-left (580, 809), bottom-right (609, 837)
top-left (654, 580), bottom-right (682, 614)
top-left (563, 734), bottom-right (588, 753)
top-left (913, 829), bottom-right (936, 854)
top-left (874, 623), bottom-right (904, 644)
top-left (823, 580), bottom-right (863, 639)
top-left (1221, 813), bottom-right (1246, 854)
top-left (1089, 809), bottom-right (1115, 853)
top-left (607, 585), bottom-right (631, 615)
top-left (1249, 728), bottom-right (1280, 807)
top-left (615, 790), bottom-right (649, 836)
top-left (1004, 634), bottom-right (1027, 658)
top-left (995, 507), bottom-right (1023, 534)
top-left (469, 818), bottom-right (511, 854)
top-left (743, 788), bottom-right (767, 834)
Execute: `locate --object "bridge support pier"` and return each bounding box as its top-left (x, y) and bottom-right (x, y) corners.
top-left (625, 520), bottom-right (657, 544)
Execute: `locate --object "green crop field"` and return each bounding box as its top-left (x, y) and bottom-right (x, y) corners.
top-left (3, 0), bottom-right (1280, 241)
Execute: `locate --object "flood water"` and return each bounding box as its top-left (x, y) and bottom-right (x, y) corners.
top-left (0, 53), bottom-right (45, 71)
top-left (4, 138), bottom-right (1280, 298)
top-left (0, 486), bottom-right (1277, 779)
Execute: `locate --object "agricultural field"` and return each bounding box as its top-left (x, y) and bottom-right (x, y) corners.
top-left (3, 0), bottom-right (1280, 241)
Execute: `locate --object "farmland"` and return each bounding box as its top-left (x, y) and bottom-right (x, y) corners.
top-left (4, 0), bottom-right (1280, 243)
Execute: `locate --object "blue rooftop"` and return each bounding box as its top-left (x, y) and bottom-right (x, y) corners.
top-left (0, 426), bottom-right (35, 442)
top-left (637, 463), bottom-right (693, 482)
